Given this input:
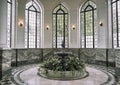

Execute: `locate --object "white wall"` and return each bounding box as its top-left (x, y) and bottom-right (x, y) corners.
top-left (0, 0), bottom-right (111, 48)
top-left (108, 0), bottom-right (113, 48)
top-left (41, 0), bottom-right (109, 48)
top-left (41, 0), bottom-right (87, 48)
top-left (96, 0), bottom-right (109, 48)
top-left (16, 0), bottom-right (26, 48)
top-left (0, 0), bottom-right (7, 48)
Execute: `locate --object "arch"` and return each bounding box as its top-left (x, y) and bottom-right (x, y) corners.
top-left (81, 0), bottom-right (96, 11)
top-left (80, 0), bottom-right (97, 48)
top-left (25, 0), bottom-right (43, 48)
top-left (52, 4), bottom-right (69, 48)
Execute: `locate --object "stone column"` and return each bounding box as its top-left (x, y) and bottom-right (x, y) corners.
top-left (115, 49), bottom-right (120, 78)
top-left (0, 48), bottom-right (2, 80)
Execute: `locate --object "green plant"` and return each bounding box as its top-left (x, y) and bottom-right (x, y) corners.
top-left (40, 55), bottom-right (85, 71)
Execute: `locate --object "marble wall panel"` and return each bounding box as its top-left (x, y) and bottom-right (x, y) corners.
top-left (79, 48), bottom-right (96, 64)
top-left (53, 48), bottom-right (79, 57)
top-left (79, 49), bottom-right (115, 66)
top-left (108, 49), bottom-right (115, 67)
top-left (108, 49), bottom-right (115, 62)
top-left (17, 49), bottom-right (42, 61)
top-left (0, 48), bottom-right (2, 80)
top-left (2, 49), bottom-right (16, 71)
top-left (115, 49), bottom-right (120, 68)
top-left (66, 48), bottom-right (79, 57)
top-left (115, 49), bottom-right (120, 78)
top-left (43, 48), bottom-right (79, 61)
top-left (42, 48), bottom-right (53, 61)
top-left (96, 49), bottom-right (106, 61)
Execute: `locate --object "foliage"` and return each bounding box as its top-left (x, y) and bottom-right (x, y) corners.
top-left (40, 55), bottom-right (85, 71)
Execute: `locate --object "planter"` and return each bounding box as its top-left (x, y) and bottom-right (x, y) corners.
top-left (38, 67), bottom-right (87, 80)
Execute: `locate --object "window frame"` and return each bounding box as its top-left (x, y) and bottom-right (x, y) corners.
top-left (52, 4), bottom-right (69, 48)
top-left (25, 0), bottom-right (41, 48)
top-left (80, 0), bottom-right (97, 48)
top-left (111, 0), bottom-right (120, 48)
top-left (7, 0), bottom-right (13, 48)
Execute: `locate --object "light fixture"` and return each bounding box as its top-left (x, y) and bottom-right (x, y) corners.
top-left (18, 19), bottom-right (24, 27)
top-left (46, 25), bottom-right (49, 30)
top-left (99, 21), bottom-right (103, 26)
top-left (72, 25), bottom-right (75, 30)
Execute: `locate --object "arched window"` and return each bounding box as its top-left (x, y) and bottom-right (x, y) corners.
top-left (53, 4), bottom-right (68, 48)
top-left (80, 0), bottom-right (97, 48)
top-left (7, 0), bottom-right (14, 48)
top-left (111, 0), bottom-right (120, 48)
top-left (25, 0), bottom-right (41, 48)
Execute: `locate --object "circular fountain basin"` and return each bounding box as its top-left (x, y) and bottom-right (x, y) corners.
top-left (38, 51), bottom-right (87, 80)
top-left (38, 67), bottom-right (88, 80)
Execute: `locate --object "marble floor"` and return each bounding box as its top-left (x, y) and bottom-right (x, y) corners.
top-left (11, 64), bottom-right (116, 85)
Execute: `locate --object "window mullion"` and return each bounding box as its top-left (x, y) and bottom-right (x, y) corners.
top-left (56, 14), bottom-right (57, 48)
top-left (10, 2), bottom-right (12, 48)
top-left (28, 10), bottom-right (29, 48)
top-left (63, 13), bottom-right (65, 47)
top-left (35, 12), bottom-right (37, 48)
top-left (84, 12), bottom-right (86, 48)
top-left (116, 1), bottom-right (119, 47)
top-left (111, 0), bottom-right (114, 48)
top-left (92, 10), bottom-right (95, 48)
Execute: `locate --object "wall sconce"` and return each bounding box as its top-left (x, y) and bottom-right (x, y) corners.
top-left (18, 20), bottom-right (24, 27)
top-left (72, 25), bottom-right (75, 30)
top-left (46, 25), bottom-right (49, 30)
top-left (99, 21), bottom-right (103, 26)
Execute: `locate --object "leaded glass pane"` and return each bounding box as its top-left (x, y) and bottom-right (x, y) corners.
top-left (85, 11), bottom-right (93, 48)
top-left (80, 0), bottom-right (97, 48)
top-left (85, 6), bottom-right (93, 11)
top-left (112, 0), bottom-right (120, 48)
top-left (53, 4), bottom-right (68, 48)
top-left (112, 0), bottom-right (117, 2)
top-left (25, 0), bottom-right (41, 48)
top-left (7, 0), bottom-right (13, 48)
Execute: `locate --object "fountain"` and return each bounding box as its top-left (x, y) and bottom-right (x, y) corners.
top-left (54, 40), bottom-right (72, 71)
top-left (38, 40), bottom-right (87, 80)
